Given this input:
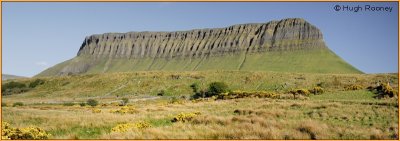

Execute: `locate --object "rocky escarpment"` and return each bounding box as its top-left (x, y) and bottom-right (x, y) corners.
top-left (77, 18), bottom-right (323, 59)
top-left (36, 18), bottom-right (362, 76)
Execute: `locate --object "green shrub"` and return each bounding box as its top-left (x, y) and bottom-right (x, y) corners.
top-left (191, 89), bottom-right (207, 99)
top-left (13, 102), bottom-right (24, 107)
top-left (2, 102), bottom-right (7, 107)
top-left (63, 102), bottom-right (75, 106)
top-left (190, 83), bottom-right (199, 93)
top-left (207, 82), bottom-right (229, 97)
top-left (309, 87), bottom-right (324, 95)
top-left (79, 102), bottom-right (86, 107)
top-left (2, 81), bottom-right (25, 90)
top-left (157, 90), bottom-right (165, 96)
top-left (2, 81), bottom-right (28, 95)
top-left (28, 79), bottom-right (45, 88)
top-left (169, 96), bottom-right (184, 104)
top-left (121, 98), bottom-right (129, 106)
top-left (86, 99), bottom-right (98, 107)
top-left (344, 84), bottom-right (363, 91)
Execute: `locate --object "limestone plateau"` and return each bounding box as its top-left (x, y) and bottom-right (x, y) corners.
top-left (37, 18), bottom-right (361, 77)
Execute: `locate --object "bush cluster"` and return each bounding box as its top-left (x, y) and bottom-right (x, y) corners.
top-left (13, 102), bottom-right (24, 107)
top-left (92, 109), bottom-right (101, 113)
top-left (121, 98), bottom-right (129, 106)
top-left (217, 90), bottom-right (279, 100)
top-left (157, 90), bottom-right (166, 96)
top-left (2, 81), bottom-right (29, 96)
top-left (63, 102), bottom-right (75, 106)
top-left (109, 106), bottom-right (137, 114)
top-left (79, 102), bottom-right (86, 107)
top-left (28, 79), bottom-right (45, 88)
top-left (2, 79), bottom-right (46, 96)
top-left (169, 96), bottom-right (185, 104)
top-left (111, 121), bottom-right (151, 132)
top-left (171, 112), bottom-right (201, 122)
top-left (192, 81), bottom-right (229, 99)
top-left (289, 89), bottom-right (310, 95)
top-left (344, 84), bottom-right (363, 91)
top-left (373, 83), bottom-right (398, 98)
top-left (86, 99), bottom-right (98, 107)
top-left (309, 87), bottom-right (324, 95)
top-left (288, 89), bottom-right (310, 99)
top-left (2, 121), bottom-right (51, 140)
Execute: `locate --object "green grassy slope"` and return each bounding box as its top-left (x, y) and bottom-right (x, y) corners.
top-left (5, 71), bottom-right (397, 104)
top-left (36, 48), bottom-right (362, 77)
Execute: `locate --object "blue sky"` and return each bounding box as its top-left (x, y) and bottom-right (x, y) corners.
top-left (2, 2), bottom-right (398, 77)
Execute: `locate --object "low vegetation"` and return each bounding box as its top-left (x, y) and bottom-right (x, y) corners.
top-left (12, 102), bottom-right (24, 107)
top-left (2, 122), bottom-right (51, 140)
top-left (109, 106), bottom-right (137, 114)
top-left (171, 112), bottom-right (201, 122)
top-left (2, 71), bottom-right (398, 139)
top-left (86, 99), bottom-right (98, 107)
top-left (111, 121), bottom-right (151, 132)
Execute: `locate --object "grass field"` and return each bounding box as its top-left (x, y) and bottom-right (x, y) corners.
top-left (2, 71), bottom-right (398, 139)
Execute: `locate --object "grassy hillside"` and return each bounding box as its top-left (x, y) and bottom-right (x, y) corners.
top-left (4, 71), bottom-right (396, 104)
top-left (36, 48), bottom-right (362, 77)
top-left (2, 74), bottom-right (27, 80)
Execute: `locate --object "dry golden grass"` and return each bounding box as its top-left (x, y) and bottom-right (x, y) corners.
top-left (3, 92), bottom-right (398, 139)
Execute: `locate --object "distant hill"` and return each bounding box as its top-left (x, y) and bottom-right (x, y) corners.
top-left (36, 18), bottom-right (362, 77)
top-left (2, 74), bottom-right (27, 80)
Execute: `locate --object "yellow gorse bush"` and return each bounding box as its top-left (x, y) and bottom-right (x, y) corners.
top-left (92, 108), bottom-right (101, 113)
top-left (309, 87), bottom-right (324, 95)
top-left (344, 84), bottom-right (363, 91)
top-left (2, 122), bottom-right (51, 140)
top-left (171, 112), bottom-right (201, 122)
top-left (109, 106), bottom-right (137, 114)
top-left (376, 83), bottom-right (398, 98)
top-left (111, 121), bottom-right (151, 133)
top-left (289, 89), bottom-right (310, 95)
top-left (218, 90), bottom-right (279, 100)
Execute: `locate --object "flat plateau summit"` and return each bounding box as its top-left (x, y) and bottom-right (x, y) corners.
top-left (37, 18), bottom-right (361, 77)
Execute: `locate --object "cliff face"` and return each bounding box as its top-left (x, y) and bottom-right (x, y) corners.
top-left (77, 18), bottom-right (323, 59)
top-left (36, 18), bottom-right (362, 77)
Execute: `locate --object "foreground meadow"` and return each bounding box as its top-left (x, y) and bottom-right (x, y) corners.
top-left (2, 71), bottom-right (399, 139)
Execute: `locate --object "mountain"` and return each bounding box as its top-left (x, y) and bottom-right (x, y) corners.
top-left (36, 18), bottom-right (362, 77)
top-left (2, 74), bottom-right (27, 80)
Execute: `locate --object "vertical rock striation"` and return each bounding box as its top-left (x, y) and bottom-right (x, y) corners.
top-left (36, 18), bottom-right (362, 76)
top-left (77, 18), bottom-right (323, 59)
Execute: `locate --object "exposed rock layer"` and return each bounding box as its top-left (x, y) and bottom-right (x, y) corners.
top-left (36, 18), bottom-right (362, 76)
top-left (77, 18), bottom-right (323, 59)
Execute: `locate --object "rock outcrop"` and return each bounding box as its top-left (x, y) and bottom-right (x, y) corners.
top-left (77, 18), bottom-right (323, 59)
top-left (36, 18), bottom-right (362, 77)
